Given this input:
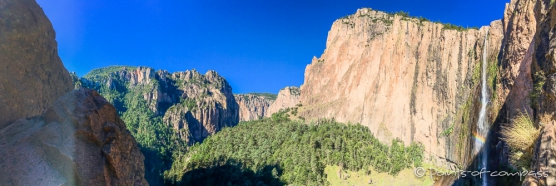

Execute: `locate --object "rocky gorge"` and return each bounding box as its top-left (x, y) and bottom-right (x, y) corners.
top-left (5, 0), bottom-right (556, 185)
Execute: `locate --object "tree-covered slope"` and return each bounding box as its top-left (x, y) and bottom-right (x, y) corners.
top-left (165, 110), bottom-right (424, 186)
top-left (72, 66), bottom-right (239, 185)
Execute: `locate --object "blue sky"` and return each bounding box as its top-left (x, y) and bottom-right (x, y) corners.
top-left (36, 0), bottom-right (508, 94)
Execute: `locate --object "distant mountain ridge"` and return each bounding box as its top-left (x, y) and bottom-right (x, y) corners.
top-left (73, 65), bottom-right (281, 184)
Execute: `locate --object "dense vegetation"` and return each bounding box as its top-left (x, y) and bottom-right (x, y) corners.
top-left (165, 110), bottom-right (424, 186)
top-left (76, 67), bottom-right (188, 185)
top-left (120, 83), bottom-right (187, 185)
top-left (83, 65), bottom-right (136, 78)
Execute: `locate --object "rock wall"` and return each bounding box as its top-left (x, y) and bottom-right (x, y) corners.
top-left (0, 89), bottom-right (147, 185)
top-left (496, 0), bottom-right (537, 121)
top-left (523, 0), bottom-right (556, 185)
top-left (265, 86), bottom-right (301, 117)
top-left (162, 70), bottom-right (239, 144)
top-left (78, 67), bottom-right (239, 144)
top-left (0, 1), bottom-right (148, 184)
top-left (235, 94), bottom-right (273, 121)
top-left (296, 8), bottom-right (505, 168)
top-left (0, 0), bottom-right (73, 129)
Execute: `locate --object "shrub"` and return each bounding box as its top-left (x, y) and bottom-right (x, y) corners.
top-left (500, 112), bottom-right (541, 171)
top-left (395, 10), bottom-right (409, 17)
top-left (418, 16), bottom-right (429, 23)
top-left (530, 71), bottom-right (546, 108)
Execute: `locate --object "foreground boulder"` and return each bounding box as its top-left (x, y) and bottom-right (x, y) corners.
top-left (0, 0), bottom-right (74, 128)
top-left (0, 88), bottom-right (148, 185)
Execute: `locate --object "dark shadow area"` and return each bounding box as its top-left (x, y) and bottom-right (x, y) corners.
top-left (142, 146), bottom-right (179, 186)
top-left (155, 72), bottom-right (183, 115)
top-left (170, 159), bottom-right (284, 186)
top-left (448, 20), bottom-right (538, 185)
top-left (451, 64), bottom-right (529, 185)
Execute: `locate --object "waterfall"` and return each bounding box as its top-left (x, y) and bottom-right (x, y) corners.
top-left (474, 29), bottom-right (490, 186)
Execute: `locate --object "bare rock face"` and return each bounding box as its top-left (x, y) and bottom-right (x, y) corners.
top-left (163, 70), bottom-right (239, 144)
top-left (0, 88), bottom-right (147, 185)
top-left (523, 0), bottom-right (556, 185)
top-left (496, 0), bottom-right (537, 121)
top-left (235, 94), bottom-right (274, 121)
top-left (0, 0), bottom-right (73, 129)
top-left (265, 86), bottom-right (301, 117)
top-left (296, 8), bottom-right (504, 168)
top-left (523, 121), bottom-right (556, 186)
top-left (531, 0), bottom-right (556, 117)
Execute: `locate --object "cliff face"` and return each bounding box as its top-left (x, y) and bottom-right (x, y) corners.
top-left (265, 86), bottom-right (301, 117)
top-left (0, 89), bottom-right (147, 185)
top-left (77, 66), bottom-right (239, 145)
top-left (235, 94), bottom-right (274, 121)
top-left (522, 0), bottom-right (556, 185)
top-left (0, 0), bottom-right (73, 129)
top-left (496, 0), bottom-right (537, 121)
top-left (162, 70), bottom-right (239, 144)
top-left (295, 8), bottom-right (504, 168)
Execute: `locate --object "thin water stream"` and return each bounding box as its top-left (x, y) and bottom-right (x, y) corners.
top-left (474, 29), bottom-right (490, 186)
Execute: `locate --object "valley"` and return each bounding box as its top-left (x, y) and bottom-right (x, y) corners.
top-left (3, 0), bottom-right (556, 185)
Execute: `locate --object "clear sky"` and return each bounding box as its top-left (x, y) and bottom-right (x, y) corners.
top-left (36, 0), bottom-right (509, 94)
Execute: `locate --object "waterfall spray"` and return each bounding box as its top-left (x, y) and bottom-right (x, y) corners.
top-left (473, 29), bottom-right (490, 186)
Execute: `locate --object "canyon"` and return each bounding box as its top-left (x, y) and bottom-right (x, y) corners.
top-left (4, 0), bottom-right (556, 185)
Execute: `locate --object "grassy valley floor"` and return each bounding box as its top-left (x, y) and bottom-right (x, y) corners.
top-left (325, 165), bottom-right (434, 186)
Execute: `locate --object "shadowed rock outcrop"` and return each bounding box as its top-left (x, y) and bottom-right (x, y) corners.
top-left (496, 0), bottom-right (536, 120)
top-left (0, 0), bottom-right (73, 129)
top-left (522, 0), bottom-right (556, 185)
top-left (0, 0), bottom-right (148, 184)
top-left (0, 88), bottom-right (147, 185)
